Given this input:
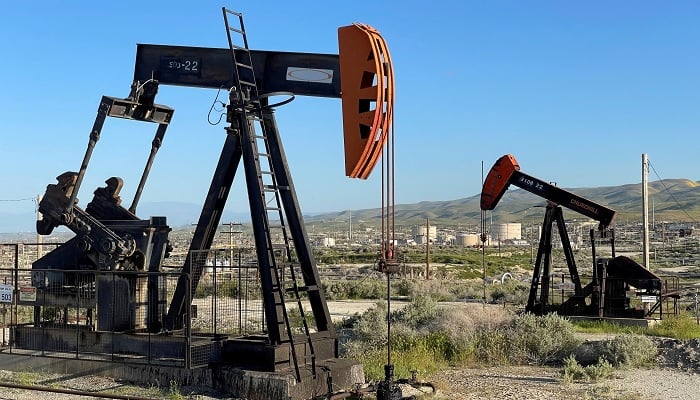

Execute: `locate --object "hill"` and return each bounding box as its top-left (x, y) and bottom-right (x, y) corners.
top-left (3, 179), bottom-right (699, 235)
top-left (305, 179), bottom-right (700, 228)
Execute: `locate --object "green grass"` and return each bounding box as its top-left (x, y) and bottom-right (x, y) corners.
top-left (572, 320), bottom-right (640, 335)
top-left (354, 341), bottom-right (448, 381)
top-left (572, 313), bottom-right (700, 340)
top-left (647, 314), bottom-right (700, 339)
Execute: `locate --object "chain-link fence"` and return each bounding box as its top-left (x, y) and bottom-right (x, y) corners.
top-left (0, 243), bottom-right (273, 369)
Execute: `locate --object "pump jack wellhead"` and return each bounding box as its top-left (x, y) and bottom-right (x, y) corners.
top-left (26, 8), bottom-right (396, 400)
top-left (481, 154), bottom-right (665, 319)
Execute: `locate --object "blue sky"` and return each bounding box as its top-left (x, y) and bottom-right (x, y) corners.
top-left (1, 1), bottom-right (698, 231)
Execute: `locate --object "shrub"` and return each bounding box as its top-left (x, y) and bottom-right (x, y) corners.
top-left (585, 357), bottom-right (615, 381)
top-left (561, 354), bottom-right (587, 383)
top-left (472, 328), bottom-right (509, 365)
top-left (561, 355), bottom-right (614, 383)
top-left (597, 334), bottom-right (657, 368)
top-left (506, 313), bottom-right (581, 365)
top-left (391, 296), bottom-right (440, 329)
top-left (349, 301), bottom-right (389, 348)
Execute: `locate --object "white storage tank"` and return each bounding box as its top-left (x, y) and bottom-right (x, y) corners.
top-left (456, 233), bottom-right (481, 246)
top-left (490, 223), bottom-right (522, 241)
top-left (413, 225), bottom-right (437, 239)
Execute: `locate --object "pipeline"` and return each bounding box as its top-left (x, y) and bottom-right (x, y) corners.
top-left (0, 381), bottom-right (160, 400)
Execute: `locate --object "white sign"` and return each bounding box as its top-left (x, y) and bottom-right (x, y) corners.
top-left (286, 67), bottom-right (334, 83)
top-left (557, 282), bottom-right (576, 290)
top-left (641, 295), bottom-right (658, 303)
top-left (19, 287), bottom-right (36, 302)
top-left (0, 285), bottom-right (12, 303)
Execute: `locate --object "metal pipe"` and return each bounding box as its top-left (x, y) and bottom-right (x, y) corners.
top-left (129, 123), bottom-right (167, 213)
top-left (0, 381), bottom-right (160, 400)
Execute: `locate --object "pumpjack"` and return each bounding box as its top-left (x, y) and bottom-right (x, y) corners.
top-left (481, 154), bottom-right (664, 318)
top-left (22, 7), bottom-right (395, 398)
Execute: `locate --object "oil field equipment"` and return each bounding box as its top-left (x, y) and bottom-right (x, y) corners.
top-left (18, 7), bottom-right (395, 399)
top-left (481, 154), bottom-right (672, 319)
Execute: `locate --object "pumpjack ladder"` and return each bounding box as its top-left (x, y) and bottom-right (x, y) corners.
top-left (222, 8), bottom-right (316, 381)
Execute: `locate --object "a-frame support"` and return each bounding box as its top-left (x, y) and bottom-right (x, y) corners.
top-left (526, 204), bottom-right (584, 314)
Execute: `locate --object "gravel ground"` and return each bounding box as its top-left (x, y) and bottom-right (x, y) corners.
top-left (423, 365), bottom-right (700, 400)
top-left (2, 299), bottom-right (700, 400)
top-left (0, 361), bottom-right (699, 400)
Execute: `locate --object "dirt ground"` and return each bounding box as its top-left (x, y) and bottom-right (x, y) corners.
top-left (2, 301), bottom-right (700, 399)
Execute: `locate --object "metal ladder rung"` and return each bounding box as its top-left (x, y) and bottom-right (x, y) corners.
top-left (228, 26), bottom-right (244, 34)
top-left (286, 285), bottom-right (319, 293)
top-left (223, 8), bottom-right (243, 17)
top-left (256, 152), bottom-right (270, 157)
top-left (238, 79), bottom-right (257, 87)
top-left (265, 185), bottom-right (289, 192)
top-left (269, 224), bottom-right (285, 229)
top-left (263, 185), bottom-right (289, 191)
top-left (236, 62), bottom-right (255, 70)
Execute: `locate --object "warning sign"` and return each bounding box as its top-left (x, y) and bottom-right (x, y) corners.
top-left (19, 287), bottom-right (36, 302)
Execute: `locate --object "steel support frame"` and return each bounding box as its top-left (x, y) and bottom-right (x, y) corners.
top-left (526, 205), bottom-right (583, 314)
top-left (165, 108), bottom-right (333, 344)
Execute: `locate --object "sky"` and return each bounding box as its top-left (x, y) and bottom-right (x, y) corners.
top-left (1, 1), bottom-right (698, 232)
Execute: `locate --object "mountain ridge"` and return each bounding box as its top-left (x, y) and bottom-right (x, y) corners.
top-left (2, 179), bottom-right (698, 234)
top-left (304, 179), bottom-right (700, 227)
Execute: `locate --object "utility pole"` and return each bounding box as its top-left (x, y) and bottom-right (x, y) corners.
top-left (425, 217), bottom-right (430, 280)
top-left (642, 154), bottom-right (650, 269)
top-left (221, 222), bottom-right (243, 266)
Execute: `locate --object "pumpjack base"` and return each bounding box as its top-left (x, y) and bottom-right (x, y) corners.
top-left (0, 351), bottom-right (363, 400)
top-left (220, 332), bottom-right (337, 371)
top-left (212, 357), bottom-right (365, 400)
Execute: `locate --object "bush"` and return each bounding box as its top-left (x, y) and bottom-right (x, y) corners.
top-left (561, 355), bottom-right (614, 383)
top-left (561, 354), bottom-right (587, 383)
top-left (506, 313), bottom-right (581, 365)
top-left (472, 328), bottom-right (510, 365)
top-left (391, 296), bottom-right (440, 328)
top-left (597, 334), bottom-right (657, 368)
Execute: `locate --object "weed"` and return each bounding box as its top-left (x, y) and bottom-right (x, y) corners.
top-left (561, 355), bottom-right (614, 383)
top-left (167, 380), bottom-right (186, 400)
top-left (561, 354), bottom-right (587, 383)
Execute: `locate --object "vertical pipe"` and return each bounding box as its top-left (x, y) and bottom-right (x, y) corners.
top-left (642, 154), bottom-right (650, 269)
top-left (36, 195), bottom-right (43, 259)
top-left (599, 264), bottom-right (606, 318)
top-left (425, 218), bottom-right (430, 280)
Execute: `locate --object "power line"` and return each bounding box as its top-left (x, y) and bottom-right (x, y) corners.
top-left (648, 160), bottom-right (697, 224)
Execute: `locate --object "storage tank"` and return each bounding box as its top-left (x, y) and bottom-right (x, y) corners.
top-left (490, 223), bottom-right (522, 241)
top-left (456, 233), bottom-right (480, 246)
top-left (413, 225), bottom-right (436, 239)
